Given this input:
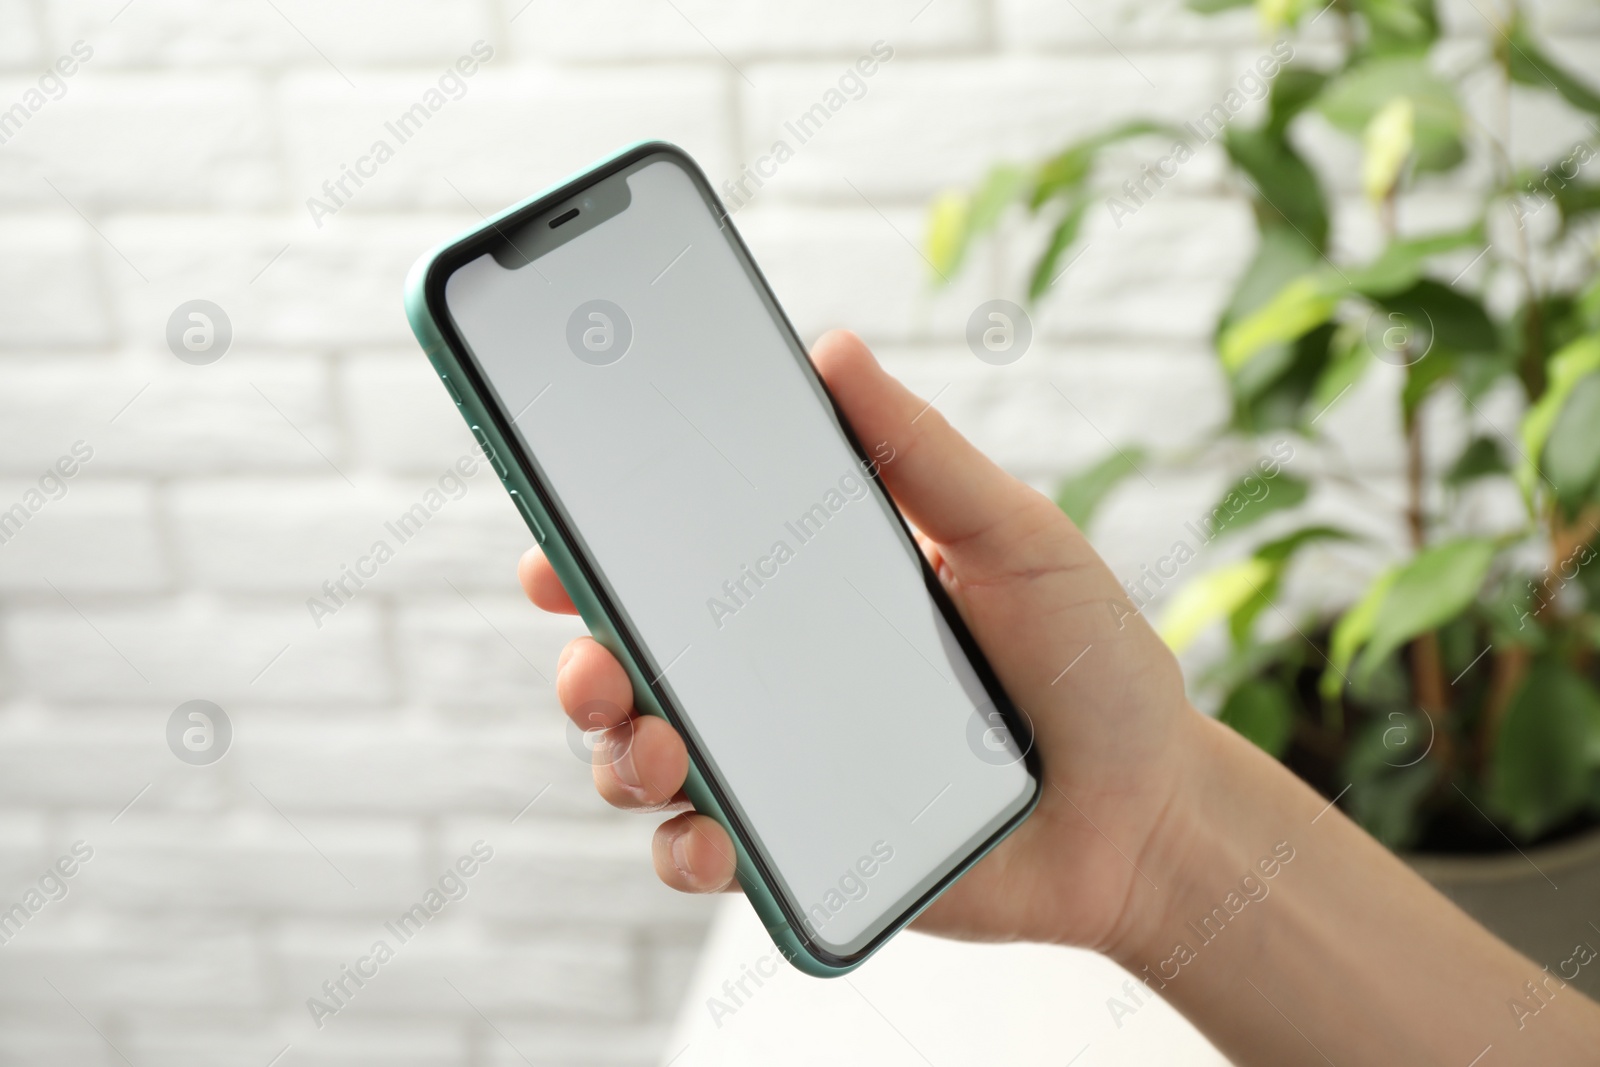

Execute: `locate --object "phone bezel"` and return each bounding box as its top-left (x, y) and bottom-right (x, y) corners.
top-left (418, 142), bottom-right (1042, 968)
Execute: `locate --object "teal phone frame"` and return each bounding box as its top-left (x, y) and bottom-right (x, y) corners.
top-left (403, 141), bottom-right (1041, 977)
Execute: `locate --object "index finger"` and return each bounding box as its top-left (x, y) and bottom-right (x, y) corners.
top-left (518, 546), bottom-right (578, 615)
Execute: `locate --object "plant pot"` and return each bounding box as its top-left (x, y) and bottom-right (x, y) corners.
top-left (1409, 826), bottom-right (1600, 1000)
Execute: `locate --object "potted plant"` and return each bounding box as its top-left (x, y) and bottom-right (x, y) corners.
top-left (926, 0), bottom-right (1600, 994)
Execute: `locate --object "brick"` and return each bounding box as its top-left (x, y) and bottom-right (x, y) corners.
top-left (71, 813), bottom-right (425, 912)
top-left (47, 0), bottom-right (496, 68)
top-left (0, 73), bottom-right (279, 210)
top-left (275, 920), bottom-right (638, 1020)
top-left (0, 479), bottom-right (166, 593)
top-left (641, 924), bottom-right (710, 1023)
top-left (395, 595), bottom-right (581, 709)
top-left (135, 1019), bottom-right (470, 1067)
top-left (0, 715), bottom-right (172, 808)
top-left (0, 914), bottom-right (268, 1009)
top-left (1028, 193), bottom-right (1257, 343)
top-left (874, 340), bottom-right (1229, 480)
top-left (0, 813), bottom-right (54, 894)
top-left (342, 352), bottom-right (482, 473)
top-left (997, 0), bottom-right (1260, 49)
top-left (504, 0), bottom-right (985, 61)
top-left (103, 213), bottom-right (464, 349)
top-left (482, 1023), bottom-right (669, 1067)
top-left (0, 1025), bottom-right (103, 1064)
top-left (0, 0), bottom-right (40, 67)
top-left (226, 721), bottom-right (600, 817)
top-left (2, 597), bottom-right (392, 707)
top-left (0, 353), bottom-right (335, 476)
top-left (453, 818), bottom-right (716, 926)
top-left (733, 203), bottom-right (995, 344)
top-left (0, 216), bottom-right (111, 348)
top-left (738, 54), bottom-right (1220, 201)
top-left (277, 67), bottom-right (733, 218)
top-left (1445, 0), bottom-right (1600, 35)
top-left (167, 472), bottom-right (532, 597)
top-left (114, 1028), bottom-right (299, 1067)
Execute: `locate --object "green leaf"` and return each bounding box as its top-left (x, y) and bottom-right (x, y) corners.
top-left (1028, 199), bottom-right (1090, 301)
top-left (1579, 276), bottom-right (1600, 334)
top-left (1354, 538), bottom-right (1497, 682)
top-left (1226, 125), bottom-right (1330, 250)
top-left (970, 166), bottom-right (1024, 234)
top-left (1029, 120), bottom-right (1173, 210)
top-left (1352, 0), bottom-right (1440, 55)
top-left (1544, 372), bottom-right (1600, 507)
top-left (1317, 55), bottom-right (1465, 173)
top-left (924, 190), bottom-right (970, 281)
top-left (1378, 278), bottom-right (1497, 353)
top-left (1342, 713), bottom-right (1439, 848)
top-left (1361, 96), bottom-right (1415, 201)
top-left (1228, 527), bottom-right (1355, 643)
top-left (1344, 226), bottom-right (1483, 298)
top-left (1305, 322), bottom-right (1372, 425)
top-left (1400, 344), bottom-right (1455, 425)
top-left (1266, 68), bottom-right (1330, 137)
top-left (1551, 180), bottom-right (1600, 234)
top-left (1219, 678), bottom-right (1296, 757)
top-left (1220, 275), bottom-right (1341, 373)
top-left (1054, 446), bottom-right (1149, 529)
top-left (1507, 21), bottom-right (1600, 117)
top-left (1160, 557), bottom-right (1276, 653)
top-left (1257, 0), bottom-right (1313, 30)
top-left (1205, 473), bottom-right (1310, 542)
top-left (1521, 335), bottom-right (1600, 495)
top-left (1322, 568), bottom-right (1398, 702)
top-left (1445, 436), bottom-right (1509, 488)
top-left (1237, 324), bottom-right (1340, 431)
top-left (1221, 226), bottom-right (1325, 329)
top-left (1254, 524), bottom-right (1359, 564)
top-left (1488, 661), bottom-right (1600, 839)
top-left (1228, 563), bottom-right (1282, 646)
top-left (1219, 229), bottom-right (1333, 429)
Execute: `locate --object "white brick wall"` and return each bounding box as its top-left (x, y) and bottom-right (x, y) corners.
top-left (2, 0), bottom-right (1597, 1063)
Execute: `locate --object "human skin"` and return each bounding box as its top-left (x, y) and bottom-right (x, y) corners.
top-left (518, 329), bottom-right (1600, 1064)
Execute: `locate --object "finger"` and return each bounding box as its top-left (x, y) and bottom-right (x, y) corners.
top-left (653, 812), bottom-right (739, 893)
top-left (593, 713), bottom-right (691, 810)
top-left (518, 546), bottom-right (579, 615)
top-left (912, 528), bottom-right (951, 585)
top-left (556, 637), bottom-right (633, 730)
top-left (810, 329), bottom-right (1098, 583)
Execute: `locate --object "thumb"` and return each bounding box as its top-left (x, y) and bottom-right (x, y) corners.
top-left (809, 330), bottom-right (1110, 590)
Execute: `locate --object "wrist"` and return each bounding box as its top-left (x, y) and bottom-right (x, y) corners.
top-left (1103, 712), bottom-right (1316, 971)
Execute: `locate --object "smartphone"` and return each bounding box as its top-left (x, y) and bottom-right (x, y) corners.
top-left (404, 142), bottom-right (1040, 976)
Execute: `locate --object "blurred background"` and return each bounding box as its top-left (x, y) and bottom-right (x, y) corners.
top-left (0, 0), bottom-right (1596, 1064)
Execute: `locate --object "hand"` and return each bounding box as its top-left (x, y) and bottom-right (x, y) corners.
top-left (522, 331), bottom-right (1600, 1064)
top-left (519, 329), bottom-right (1200, 957)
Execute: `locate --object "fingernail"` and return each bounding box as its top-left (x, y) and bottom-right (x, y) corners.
top-left (606, 732), bottom-right (641, 789)
top-left (669, 825), bottom-right (695, 880)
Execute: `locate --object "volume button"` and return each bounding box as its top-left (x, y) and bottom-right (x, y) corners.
top-left (439, 373), bottom-right (463, 406)
top-left (470, 425), bottom-right (507, 477)
top-left (509, 490), bottom-right (547, 544)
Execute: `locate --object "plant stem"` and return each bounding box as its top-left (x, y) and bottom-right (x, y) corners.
top-left (1476, 645), bottom-right (1529, 775)
top-left (1405, 409), bottom-right (1452, 757)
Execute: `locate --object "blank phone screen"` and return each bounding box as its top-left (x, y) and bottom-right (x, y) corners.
top-left (441, 152), bottom-right (1034, 956)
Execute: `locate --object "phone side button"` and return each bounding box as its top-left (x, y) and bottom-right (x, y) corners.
top-left (470, 425), bottom-right (508, 478)
top-left (439, 373), bottom-right (463, 406)
top-left (508, 489), bottom-right (546, 544)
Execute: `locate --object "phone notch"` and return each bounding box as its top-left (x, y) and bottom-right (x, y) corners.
top-left (491, 176), bottom-right (632, 270)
